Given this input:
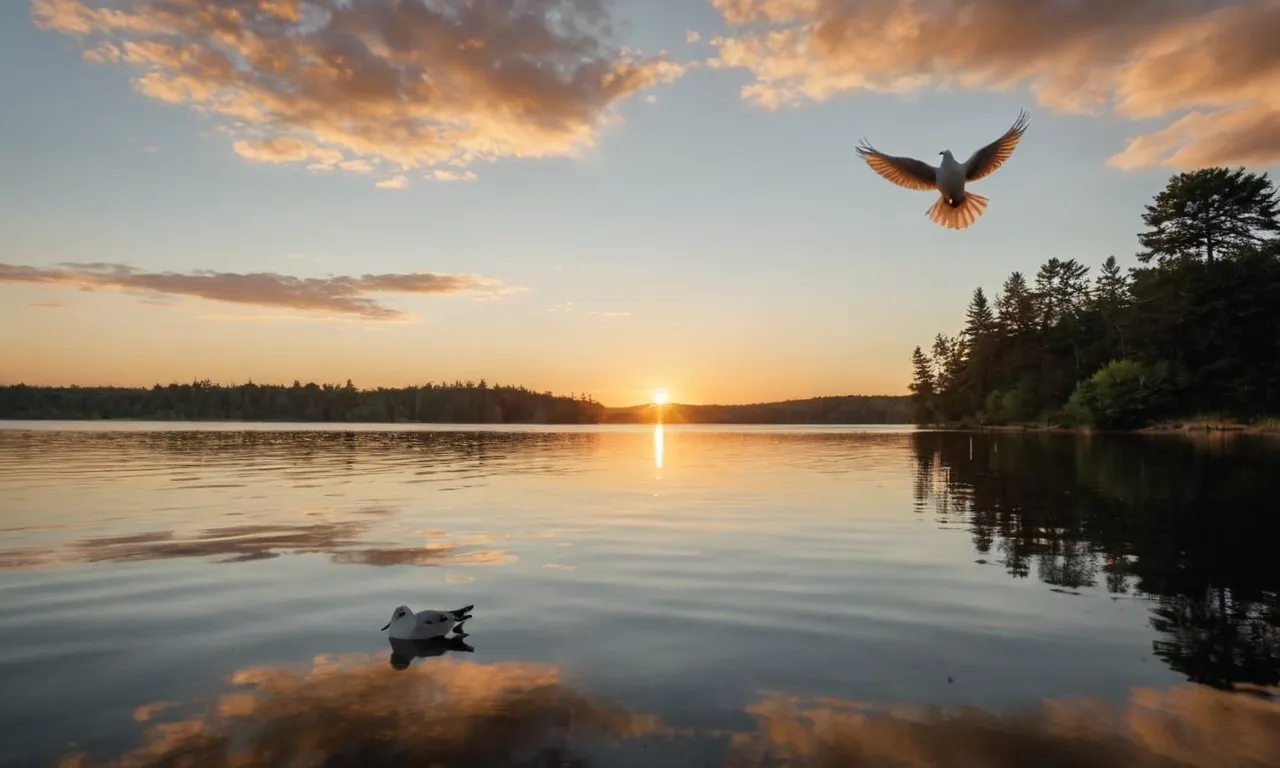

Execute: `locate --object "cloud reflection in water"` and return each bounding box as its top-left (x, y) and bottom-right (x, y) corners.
top-left (59, 653), bottom-right (1279, 768)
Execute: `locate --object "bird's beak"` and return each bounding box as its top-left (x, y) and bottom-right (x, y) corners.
top-left (380, 622), bottom-right (391, 631)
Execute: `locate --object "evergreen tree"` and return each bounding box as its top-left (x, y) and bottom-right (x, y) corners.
top-left (907, 165), bottom-right (1280, 428)
top-left (1137, 167), bottom-right (1280, 264)
top-left (909, 346), bottom-right (936, 423)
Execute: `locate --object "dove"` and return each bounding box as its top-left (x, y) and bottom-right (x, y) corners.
top-left (855, 110), bottom-right (1030, 230)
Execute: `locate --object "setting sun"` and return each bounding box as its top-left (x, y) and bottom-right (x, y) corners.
top-left (653, 389), bottom-right (669, 405)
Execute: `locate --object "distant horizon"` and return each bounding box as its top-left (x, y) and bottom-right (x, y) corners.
top-left (6, 1), bottom-right (1278, 407)
top-left (0, 376), bottom-right (911, 412)
top-left (0, 378), bottom-right (908, 410)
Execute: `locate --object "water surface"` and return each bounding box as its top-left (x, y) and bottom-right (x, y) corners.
top-left (1, 423), bottom-right (1277, 766)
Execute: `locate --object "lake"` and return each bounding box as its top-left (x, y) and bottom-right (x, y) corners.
top-left (1, 422), bottom-right (1277, 767)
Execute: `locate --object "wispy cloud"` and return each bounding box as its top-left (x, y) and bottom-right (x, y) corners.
top-left (32, 0), bottom-right (690, 180)
top-left (375, 175), bottom-right (409, 190)
top-left (28, 301), bottom-right (67, 309)
top-left (0, 262), bottom-right (525, 321)
top-left (707, 0), bottom-right (1280, 168)
top-left (685, 30), bottom-right (702, 43)
top-left (430, 170), bottom-right (478, 183)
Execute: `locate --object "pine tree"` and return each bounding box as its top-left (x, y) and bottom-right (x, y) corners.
top-left (1138, 167), bottom-right (1280, 264)
top-left (996, 272), bottom-right (1035, 333)
top-left (1093, 256), bottom-right (1128, 310)
top-left (964, 287), bottom-right (996, 339)
top-left (909, 346), bottom-right (936, 423)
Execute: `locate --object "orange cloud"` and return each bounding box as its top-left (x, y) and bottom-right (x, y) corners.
top-left (375, 174), bottom-right (409, 189)
top-left (0, 261), bottom-right (523, 320)
top-left (33, 0), bottom-right (689, 180)
top-left (708, 0), bottom-right (1280, 169)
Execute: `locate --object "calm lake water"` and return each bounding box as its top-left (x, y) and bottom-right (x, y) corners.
top-left (1, 422), bottom-right (1277, 767)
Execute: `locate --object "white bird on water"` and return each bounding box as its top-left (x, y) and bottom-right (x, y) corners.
top-left (381, 603), bottom-right (473, 640)
top-left (855, 110), bottom-right (1030, 230)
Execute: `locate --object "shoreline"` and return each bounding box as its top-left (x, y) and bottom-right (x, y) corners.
top-left (924, 419), bottom-right (1280, 437)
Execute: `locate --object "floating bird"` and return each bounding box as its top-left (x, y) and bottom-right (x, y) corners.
top-left (381, 603), bottom-right (473, 640)
top-left (855, 110), bottom-right (1030, 230)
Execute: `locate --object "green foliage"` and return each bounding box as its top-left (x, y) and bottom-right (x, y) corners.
top-left (909, 165), bottom-right (1280, 429)
top-left (1066, 360), bottom-right (1173, 429)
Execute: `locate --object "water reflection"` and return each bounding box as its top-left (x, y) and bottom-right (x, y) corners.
top-left (911, 431), bottom-right (1280, 691)
top-left (0, 521), bottom-right (515, 571)
top-left (654, 423), bottom-right (664, 469)
top-left (59, 656), bottom-right (666, 768)
top-left (727, 684), bottom-right (1280, 767)
top-left (388, 634), bottom-right (475, 670)
top-left (60, 652), bottom-right (1280, 767)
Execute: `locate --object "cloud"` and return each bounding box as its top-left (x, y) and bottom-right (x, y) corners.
top-left (375, 175), bottom-right (408, 190)
top-left (33, 0), bottom-right (690, 179)
top-left (430, 169), bottom-right (477, 182)
top-left (28, 301), bottom-right (67, 308)
top-left (685, 30), bottom-right (701, 43)
top-left (707, 0), bottom-right (1280, 168)
top-left (0, 261), bottom-right (524, 321)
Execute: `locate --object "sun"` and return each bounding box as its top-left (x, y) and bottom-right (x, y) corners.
top-left (652, 389), bottom-right (669, 405)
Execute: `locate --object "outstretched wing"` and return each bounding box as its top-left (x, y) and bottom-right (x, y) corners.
top-left (963, 110), bottom-right (1030, 182)
top-left (855, 140), bottom-right (938, 192)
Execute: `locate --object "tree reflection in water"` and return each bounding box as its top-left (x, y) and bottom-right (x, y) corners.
top-left (911, 431), bottom-right (1280, 691)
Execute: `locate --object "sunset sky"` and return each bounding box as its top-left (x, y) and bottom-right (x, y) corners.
top-left (3, 0), bottom-right (1279, 406)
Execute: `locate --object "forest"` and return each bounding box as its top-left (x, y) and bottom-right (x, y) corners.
top-left (0, 382), bottom-right (913, 425)
top-left (909, 166), bottom-right (1280, 429)
top-left (602, 395), bottom-right (911, 424)
top-left (0, 380), bottom-right (606, 424)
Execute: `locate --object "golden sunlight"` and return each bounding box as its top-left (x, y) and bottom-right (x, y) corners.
top-left (652, 389), bottom-right (669, 405)
top-left (653, 423), bottom-right (664, 469)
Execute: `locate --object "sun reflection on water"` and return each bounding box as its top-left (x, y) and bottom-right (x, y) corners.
top-left (653, 423), bottom-right (664, 469)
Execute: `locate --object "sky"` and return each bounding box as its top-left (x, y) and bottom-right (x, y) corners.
top-left (2, 0), bottom-right (1279, 407)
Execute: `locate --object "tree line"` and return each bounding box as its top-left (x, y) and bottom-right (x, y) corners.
top-left (909, 166), bottom-right (1280, 429)
top-left (0, 382), bottom-right (914, 425)
top-left (0, 380), bottom-right (605, 424)
top-left (602, 396), bottom-right (912, 424)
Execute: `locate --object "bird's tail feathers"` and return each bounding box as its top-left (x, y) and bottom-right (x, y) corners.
top-left (927, 192), bottom-right (989, 230)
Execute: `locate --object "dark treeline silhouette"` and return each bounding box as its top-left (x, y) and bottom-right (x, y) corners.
top-left (601, 395), bottom-right (912, 424)
top-left (0, 384), bottom-right (913, 425)
top-left (912, 430), bottom-right (1280, 691)
top-left (909, 166), bottom-right (1280, 429)
top-left (0, 379), bottom-right (604, 424)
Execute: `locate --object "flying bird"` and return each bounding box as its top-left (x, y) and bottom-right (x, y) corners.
top-left (855, 110), bottom-right (1030, 230)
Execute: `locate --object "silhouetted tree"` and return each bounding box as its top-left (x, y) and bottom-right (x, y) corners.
top-left (906, 165), bottom-right (1280, 428)
top-left (1137, 167), bottom-right (1280, 265)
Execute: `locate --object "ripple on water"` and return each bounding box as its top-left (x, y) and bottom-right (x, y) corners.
top-left (1, 424), bottom-right (1277, 766)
